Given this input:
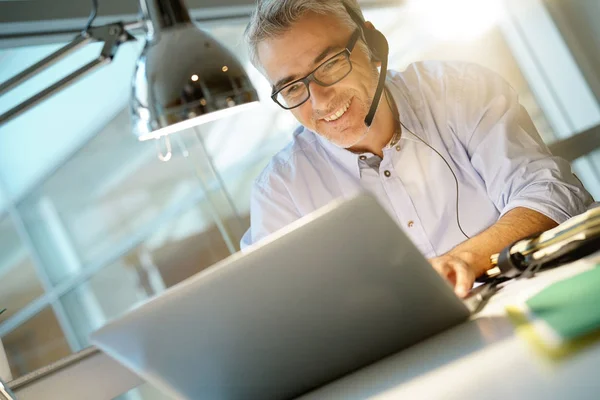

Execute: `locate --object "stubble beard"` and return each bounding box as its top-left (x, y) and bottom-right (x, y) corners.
top-left (319, 66), bottom-right (380, 149)
top-left (319, 93), bottom-right (373, 149)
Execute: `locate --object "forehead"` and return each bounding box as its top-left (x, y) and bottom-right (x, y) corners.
top-left (256, 12), bottom-right (354, 85)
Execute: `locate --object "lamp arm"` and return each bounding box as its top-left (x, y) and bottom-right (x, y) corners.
top-left (0, 34), bottom-right (92, 96)
top-left (0, 22), bottom-right (136, 126)
top-left (0, 58), bottom-right (109, 124)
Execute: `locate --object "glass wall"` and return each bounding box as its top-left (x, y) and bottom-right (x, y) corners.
top-left (0, 217), bottom-right (45, 322)
top-left (0, 17), bottom-right (296, 388)
top-left (500, 0), bottom-right (600, 199)
top-left (0, 1), bottom-right (598, 397)
top-left (542, 0), bottom-right (600, 200)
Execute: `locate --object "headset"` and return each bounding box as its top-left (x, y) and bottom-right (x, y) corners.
top-left (343, 4), bottom-right (389, 128)
top-left (343, 2), bottom-right (470, 240)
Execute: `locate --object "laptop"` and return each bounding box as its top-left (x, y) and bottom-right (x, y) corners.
top-left (90, 193), bottom-right (471, 400)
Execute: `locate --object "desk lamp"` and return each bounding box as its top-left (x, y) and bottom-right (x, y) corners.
top-left (0, 0), bottom-right (259, 147)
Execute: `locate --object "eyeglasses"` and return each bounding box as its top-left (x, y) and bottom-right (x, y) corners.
top-left (271, 29), bottom-right (361, 110)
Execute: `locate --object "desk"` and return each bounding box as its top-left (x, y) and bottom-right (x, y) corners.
top-left (300, 254), bottom-right (600, 400)
top-left (10, 254), bottom-right (600, 400)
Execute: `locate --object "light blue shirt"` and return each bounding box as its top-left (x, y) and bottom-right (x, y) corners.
top-left (241, 61), bottom-right (593, 256)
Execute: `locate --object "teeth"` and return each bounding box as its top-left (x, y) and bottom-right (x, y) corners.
top-left (324, 99), bottom-right (351, 122)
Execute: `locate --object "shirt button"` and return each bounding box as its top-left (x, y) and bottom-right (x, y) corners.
top-left (359, 155), bottom-right (367, 161)
top-left (395, 145), bottom-right (401, 151)
top-left (384, 170), bottom-right (391, 177)
top-left (407, 220), bottom-right (414, 228)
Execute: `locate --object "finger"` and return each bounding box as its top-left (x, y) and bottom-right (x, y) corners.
top-left (430, 260), bottom-right (453, 278)
top-left (431, 261), bottom-right (458, 288)
top-left (452, 261), bottom-right (475, 298)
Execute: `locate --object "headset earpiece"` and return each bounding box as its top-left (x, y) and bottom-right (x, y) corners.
top-left (343, 3), bottom-right (389, 61)
top-left (362, 28), bottom-right (389, 62)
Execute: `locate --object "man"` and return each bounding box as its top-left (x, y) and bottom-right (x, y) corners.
top-left (240, 0), bottom-right (593, 297)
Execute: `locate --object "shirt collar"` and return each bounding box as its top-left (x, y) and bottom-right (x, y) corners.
top-left (315, 133), bottom-right (363, 179)
top-left (314, 79), bottom-right (403, 179)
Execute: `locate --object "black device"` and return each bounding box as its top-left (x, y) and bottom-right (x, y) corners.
top-left (493, 206), bottom-right (600, 279)
top-left (343, 3), bottom-right (389, 128)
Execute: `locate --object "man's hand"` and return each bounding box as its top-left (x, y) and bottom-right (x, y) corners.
top-left (427, 208), bottom-right (558, 298)
top-left (429, 252), bottom-right (478, 298)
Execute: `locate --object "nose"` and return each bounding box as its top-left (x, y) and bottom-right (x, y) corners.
top-left (308, 82), bottom-right (336, 113)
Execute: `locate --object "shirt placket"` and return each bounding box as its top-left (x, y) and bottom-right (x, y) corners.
top-left (379, 149), bottom-right (436, 257)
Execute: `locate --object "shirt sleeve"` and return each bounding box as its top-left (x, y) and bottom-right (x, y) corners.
top-left (240, 175), bottom-right (301, 250)
top-left (456, 63), bottom-right (594, 223)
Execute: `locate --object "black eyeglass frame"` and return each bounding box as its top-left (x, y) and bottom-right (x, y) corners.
top-left (270, 29), bottom-right (361, 110)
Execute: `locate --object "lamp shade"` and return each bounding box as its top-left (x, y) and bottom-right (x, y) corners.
top-left (131, 0), bottom-right (259, 141)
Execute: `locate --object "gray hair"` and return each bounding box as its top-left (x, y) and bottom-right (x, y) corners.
top-left (244, 0), bottom-right (366, 71)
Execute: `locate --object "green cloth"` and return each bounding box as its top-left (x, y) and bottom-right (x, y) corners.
top-left (526, 265), bottom-right (600, 340)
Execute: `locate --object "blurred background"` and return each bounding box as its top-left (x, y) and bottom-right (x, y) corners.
top-left (0, 0), bottom-right (598, 398)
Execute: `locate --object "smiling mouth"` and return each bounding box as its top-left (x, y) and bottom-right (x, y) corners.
top-left (323, 98), bottom-right (352, 122)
